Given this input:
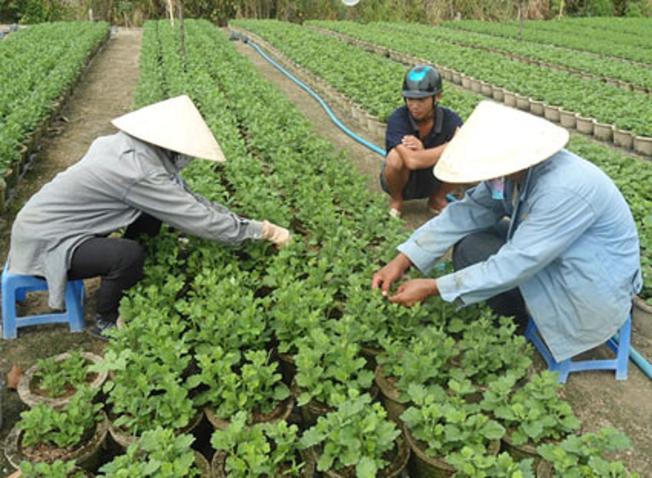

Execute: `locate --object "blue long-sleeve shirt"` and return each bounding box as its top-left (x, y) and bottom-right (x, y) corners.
top-left (398, 149), bottom-right (642, 361)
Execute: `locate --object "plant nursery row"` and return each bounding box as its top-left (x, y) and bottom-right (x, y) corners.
top-left (300, 20), bottom-right (652, 139)
top-left (0, 21), bottom-right (109, 209)
top-left (360, 21), bottom-right (652, 92)
top-left (441, 18), bottom-right (652, 64)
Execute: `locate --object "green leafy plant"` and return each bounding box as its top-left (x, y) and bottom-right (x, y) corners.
top-left (188, 348), bottom-right (290, 419)
top-left (300, 391), bottom-right (401, 477)
top-left (103, 352), bottom-right (195, 436)
top-left (18, 459), bottom-right (85, 478)
top-left (480, 371), bottom-right (581, 446)
top-left (401, 384), bottom-right (505, 459)
top-left (447, 448), bottom-right (535, 478)
top-left (211, 411), bottom-right (304, 477)
top-left (377, 325), bottom-right (457, 398)
top-left (294, 327), bottom-right (373, 407)
top-left (18, 386), bottom-right (102, 449)
top-left (33, 350), bottom-right (90, 398)
top-left (0, 22), bottom-right (108, 179)
top-left (537, 428), bottom-right (638, 477)
top-left (451, 314), bottom-right (533, 386)
top-left (98, 427), bottom-right (198, 477)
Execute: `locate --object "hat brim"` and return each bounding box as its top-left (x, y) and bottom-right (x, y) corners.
top-left (433, 101), bottom-right (569, 183)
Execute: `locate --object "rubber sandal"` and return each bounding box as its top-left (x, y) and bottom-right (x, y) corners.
top-left (389, 208), bottom-right (402, 219)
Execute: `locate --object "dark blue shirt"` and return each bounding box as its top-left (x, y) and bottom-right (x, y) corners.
top-left (385, 105), bottom-right (463, 153)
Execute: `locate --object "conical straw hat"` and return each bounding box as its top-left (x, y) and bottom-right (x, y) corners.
top-left (434, 101), bottom-right (568, 183)
top-left (112, 95), bottom-right (225, 162)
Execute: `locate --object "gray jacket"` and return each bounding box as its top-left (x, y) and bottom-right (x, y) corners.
top-left (8, 132), bottom-right (263, 309)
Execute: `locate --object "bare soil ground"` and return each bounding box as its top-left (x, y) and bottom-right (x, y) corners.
top-left (233, 40), bottom-right (652, 476)
top-left (0, 28), bottom-right (142, 476)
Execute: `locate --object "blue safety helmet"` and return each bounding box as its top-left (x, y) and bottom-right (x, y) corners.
top-left (402, 65), bottom-right (443, 99)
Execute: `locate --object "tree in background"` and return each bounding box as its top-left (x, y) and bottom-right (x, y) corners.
top-left (1, 0), bottom-right (649, 25)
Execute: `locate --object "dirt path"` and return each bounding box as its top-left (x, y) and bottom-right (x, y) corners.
top-left (0, 28), bottom-right (142, 476)
top-left (234, 39), bottom-right (652, 476)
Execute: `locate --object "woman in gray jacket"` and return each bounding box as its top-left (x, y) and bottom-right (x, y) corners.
top-left (8, 95), bottom-right (290, 336)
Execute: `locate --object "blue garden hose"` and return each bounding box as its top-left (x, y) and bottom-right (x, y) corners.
top-left (245, 38), bottom-right (386, 157)
top-left (239, 33), bottom-right (652, 381)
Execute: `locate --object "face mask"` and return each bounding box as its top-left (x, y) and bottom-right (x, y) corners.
top-left (488, 177), bottom-right (505, 200)
top-left (174, 153), bottom-right (193, 170)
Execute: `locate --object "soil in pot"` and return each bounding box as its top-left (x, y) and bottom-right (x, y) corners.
top-left (18, 352), bottom-right (107, 409)
top-left (204, 397), bottom-right (294, 431)
top-left (5, 413), bottom-right (108, 472)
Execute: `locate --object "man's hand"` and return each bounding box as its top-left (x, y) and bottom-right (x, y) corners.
top-left (389, 278), bottom-right (439, 306)
top-left (401, 135), bottom-right (424, 151)
top-left (372, 253), bottom-right (412, 296)
top-left (261, 220), bottom-right (291, 248)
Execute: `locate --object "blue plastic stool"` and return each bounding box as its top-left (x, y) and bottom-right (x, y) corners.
top-left (2, 264), bottom-right (85, 339)
top-left (525, 315), bottom-right (631, 383)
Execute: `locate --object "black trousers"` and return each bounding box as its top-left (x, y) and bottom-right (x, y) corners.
top-left (452, 224), bottom-right (528, 326)
top-left (68, 213), bottom-right (161, 321)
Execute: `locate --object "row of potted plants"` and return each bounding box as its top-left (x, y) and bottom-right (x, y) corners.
top-left (371, 21), bottom-right (652, 92)
top-left (300, 19), bottom-right (652, 139)
top-left (0, 21), bottom-right (109, 210)
top-left (441, 18), bottom-right (652, 64)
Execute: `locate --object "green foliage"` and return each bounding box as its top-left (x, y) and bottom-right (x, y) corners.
top-left (34, 350), bottom-right (90, 398)
top-left (19, 460), bottom-right (85, 478)
top-left (377, 325), bottom-right (457, 397)
top-left (18, 386), bottom-right (102, 449)
top-left (401, 384), bottom-right (505, 459)
top-left (98, 427), bottom-right (198, 477)
top-left (0, 22), bottom-right (108, 177)
top-left (451, 315), bottom-right (532, 386)
top-left (103, 351), bottom-right (195, 436)
top-left (304, 19), bottom-right (652, 133)
top-left (211, 411), bottom-right (303, 477)
top-left (300, 392), bottom-right (400, 477)
top-left (481, 371), bottom-right (580, 446)
top-left (188, 348), bottom-right (290, 419)
top-left (294, 326), bottom-right (373, 407)
top-left (537, 428), bottom-right (638, 477)
top-left (448, 449), bottom-right (535, 478)
top-left (270, 281), bottom-right (333, 355)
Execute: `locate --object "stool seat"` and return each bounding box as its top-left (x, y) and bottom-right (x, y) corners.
top-left (2, 264), bottom-right (85, 339)
top-left (525, 315), bottom-right (631, 384)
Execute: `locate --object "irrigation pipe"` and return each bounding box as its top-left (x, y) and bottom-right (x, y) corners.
top-left (237, 33), bottom-right (652, 381)
top-left (242, 36), bottom-right (386, 157)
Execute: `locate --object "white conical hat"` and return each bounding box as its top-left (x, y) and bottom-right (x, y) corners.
top-left (434, 101), bottom-right (568, 183)
top-left (112, 95), bottom-right (225, 162)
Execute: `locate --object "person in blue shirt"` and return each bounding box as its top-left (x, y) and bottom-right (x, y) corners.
top-left (372, 101), bottom-right (641, 362)
top-left (380, 65), bottom-right (463, 218)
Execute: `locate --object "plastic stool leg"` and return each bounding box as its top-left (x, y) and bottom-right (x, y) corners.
top-left (2, 279), bottom-right (18, 339)
top-left (614, 317), bottom-right (631, 380)
top-left (15, 287), bottom-right (27, 302)
top-left (64, 281), bottom-right (85, 333)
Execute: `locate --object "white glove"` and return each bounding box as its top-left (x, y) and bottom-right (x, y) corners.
top-left (261, 220), bottom-right (291, 248)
